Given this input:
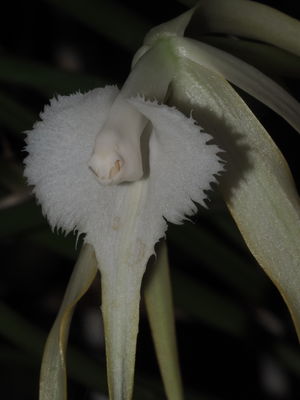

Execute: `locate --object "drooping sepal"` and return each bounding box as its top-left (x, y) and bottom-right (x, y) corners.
top-left (40, 244), bottom-right (97, 400)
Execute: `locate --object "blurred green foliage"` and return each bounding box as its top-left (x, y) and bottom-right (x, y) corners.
top-left (1, 0), bottom-right (300, 399)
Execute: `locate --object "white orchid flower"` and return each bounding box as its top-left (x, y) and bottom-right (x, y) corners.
top-left (23, 1), bottom-right (300, 400)
top-left (25, 38), bottom-right (223, 400)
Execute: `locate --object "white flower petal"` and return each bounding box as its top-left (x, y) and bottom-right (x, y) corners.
top-left (171, 59), bottom-right (300, 339)
top-left (24, 86), bottom-right (222, 399)
top-left (188, 0), bottom-right (300, 57)
top-left (25, 87), bottom-right (222, 266)
top-left (24, 85), bottom-right (119, 232)
top-left (129, 96), bottom-right (223, 223)
top-left (143, 0), bottom-right (300, 59)
top-left (144, 241), bottom-right (184, 400)
top-left (171, 37), bottom-right (300, 134)
top-left (200, 36), bottom-right (300, 79)
top-left (143, 7), bottom-right (195, 50)
top-left (40, 244), bottom-right (97, 400)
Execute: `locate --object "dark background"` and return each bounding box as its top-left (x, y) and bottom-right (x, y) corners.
top-left (1, 0), bottom-right (300, 399)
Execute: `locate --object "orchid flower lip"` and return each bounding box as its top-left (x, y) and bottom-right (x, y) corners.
top-left (24, 68), bottom-right (224, 400)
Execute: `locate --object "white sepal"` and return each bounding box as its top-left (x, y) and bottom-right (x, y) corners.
top-left (170, 37), bottom-right (300, 134)
top-left (171, 59), bottom-right (300, 339)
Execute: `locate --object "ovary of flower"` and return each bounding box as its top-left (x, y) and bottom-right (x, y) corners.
top-left (89, 96), bottom-right (147, 185)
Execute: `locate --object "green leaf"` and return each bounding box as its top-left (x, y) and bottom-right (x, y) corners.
top-left (172, 268), bottom-right (248, 336)
top-left (144, 241), bottom-right (184, 400)
top-left (0, 303), bottom-right (172, 399)
top-left (0, 56), bottom-right (105, 96)
top-left (0, 200), bottom-right (45, 238)
top-left (27, 227), bottom-right (78, 259)
top-left (275, 343), bottom-right (300, 376)
top-left (0, 160), bottom-right (27, 190)
top-left (43, 0), bottom-right (151, 52)
top-left (0, 199), bottom-right (77, 258)
top-left (0, 91), bottom-right (36, 133)
top-left (0, 302), bottom-right (46, 357)
top-left (39, 244), bottom-right (98, 400)
top-left (168, 222), bottom-right (268, 302)
top-left (0, 301), bottom-right (107, 391)
top-left (171, 59), bottom-right (300, 339)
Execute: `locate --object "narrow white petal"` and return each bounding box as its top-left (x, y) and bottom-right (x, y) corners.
top-left (200, 36), bottom-right (300, 79)
top-left (24, 86), bottom-right (119, 232)
top-left (171, 37), bottom-right (300, 133)
top-left (40, 244), bottom-right (97, 400)
top-left (129, 96), bottom-right (223, 224)
top-left (171, 59), bottom-right (300, 339)
top-left (144, 242), bottom-right (184, 400)
top-left (189, 0), bottom-right (300, 57)
top-left (142, 0), bottom-right (300, 58)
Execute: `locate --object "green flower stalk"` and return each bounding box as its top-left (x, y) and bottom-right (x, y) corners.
top-left (23, 1), bottom-right (300, 399)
